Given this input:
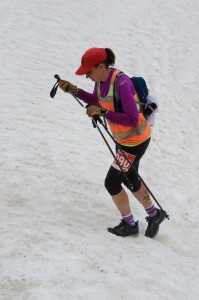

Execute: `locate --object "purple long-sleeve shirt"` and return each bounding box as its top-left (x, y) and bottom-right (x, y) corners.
top-left (77, 68), bottom-right (139, 127)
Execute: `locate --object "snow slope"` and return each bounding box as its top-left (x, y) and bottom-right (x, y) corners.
top-left (0, 0), bottom-right (199, 299)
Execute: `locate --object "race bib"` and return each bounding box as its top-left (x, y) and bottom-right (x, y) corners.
top-left (112, 149), bottom-right (135, 172)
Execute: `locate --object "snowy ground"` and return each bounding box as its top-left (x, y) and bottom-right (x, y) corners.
top-left (0, 0), bottom-right (199, 299)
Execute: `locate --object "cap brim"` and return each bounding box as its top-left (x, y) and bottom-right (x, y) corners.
top-left (75, 64), bottom-right (93, 75)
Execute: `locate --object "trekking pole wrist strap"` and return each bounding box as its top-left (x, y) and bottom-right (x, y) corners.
top-left (100, 108), bottom-right (107, 114)
top-left (73, 86), bottom-right (79, 95)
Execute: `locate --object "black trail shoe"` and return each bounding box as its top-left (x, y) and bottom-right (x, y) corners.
top-left (107, 220), bottom-right (139, 237)
top-left (145, 209), bottom-right (166, 238)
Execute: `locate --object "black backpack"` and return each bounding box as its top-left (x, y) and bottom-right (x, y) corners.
top-left (113, 73), bottom-right (157, 118)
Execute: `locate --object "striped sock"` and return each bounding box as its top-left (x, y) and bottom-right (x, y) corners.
top-left (122, 213), bottom-right (136, 227)
top-left (145, 204), bottom-right (157, 217)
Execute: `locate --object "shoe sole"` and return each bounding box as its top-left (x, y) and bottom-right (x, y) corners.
top-left (107, 228), bottom-right (139, 237)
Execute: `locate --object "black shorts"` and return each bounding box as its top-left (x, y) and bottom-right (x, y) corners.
top-left (104, 138), bottom-right (150, 195)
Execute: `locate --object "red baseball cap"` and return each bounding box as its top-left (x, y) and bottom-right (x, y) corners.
top-left (75, 47), bottom-right (107, 75)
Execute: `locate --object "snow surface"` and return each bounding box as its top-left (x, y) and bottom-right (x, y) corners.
top-left (0, 0), bottom-right (199, 299)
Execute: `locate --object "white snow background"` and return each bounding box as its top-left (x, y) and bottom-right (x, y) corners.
top-left (0, 0), bottom-right (199, 299)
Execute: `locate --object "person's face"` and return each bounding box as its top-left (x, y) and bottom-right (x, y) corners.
top-left (86, 64), bottom-right (103, 82)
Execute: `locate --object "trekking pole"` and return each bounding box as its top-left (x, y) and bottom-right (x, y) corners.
top-left (90, 115), bottom-right (168, 219)
top-left (50, 74), bottom-right (61, 98)
top-left (96, 116), bottom-right (169, 219)
top-left (50, 75), bottom-right (169, 219)
top-left (50, 74), bottom-right (85, 108)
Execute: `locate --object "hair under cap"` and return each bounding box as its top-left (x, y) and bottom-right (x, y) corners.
top-left (75, 47), bottom-right (107, 75)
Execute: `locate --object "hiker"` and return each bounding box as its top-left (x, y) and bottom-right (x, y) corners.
top-left (58, 47), bottom-right (165, 238)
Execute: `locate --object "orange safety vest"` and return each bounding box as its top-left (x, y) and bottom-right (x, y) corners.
top-left (98, 70), bottom-right (151, 146)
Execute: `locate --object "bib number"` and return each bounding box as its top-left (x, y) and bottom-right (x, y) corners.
top-left (112, 149), bottom-right (135, 172)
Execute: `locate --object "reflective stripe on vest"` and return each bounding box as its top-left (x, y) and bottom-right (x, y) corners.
top-left (98, 70), bottom-right (151, 146)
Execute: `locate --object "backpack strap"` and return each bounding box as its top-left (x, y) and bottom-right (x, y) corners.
top-left (113, 71), bottom-right (126, 112)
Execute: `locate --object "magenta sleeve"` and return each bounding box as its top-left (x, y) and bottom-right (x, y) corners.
top-left (105, 75), bottom-right (139, 127)
top-left (77, 86), bottom-right (98, 106)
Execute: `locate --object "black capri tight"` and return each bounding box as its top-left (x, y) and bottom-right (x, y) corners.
top-left (104, 138), bottom-right (150, 195)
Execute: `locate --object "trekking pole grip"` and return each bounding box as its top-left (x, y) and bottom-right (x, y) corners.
top-left (50, 74), bottom-right (61, 98)
top-left (54, 74), bottom-right (61, 82)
